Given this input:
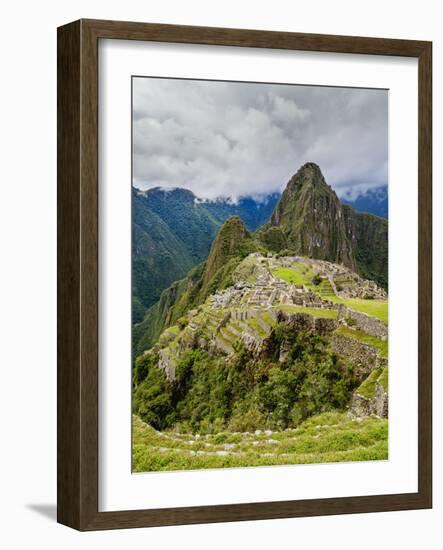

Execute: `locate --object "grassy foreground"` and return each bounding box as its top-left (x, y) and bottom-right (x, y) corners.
top-left (132, 412), bottom-right (388, 472)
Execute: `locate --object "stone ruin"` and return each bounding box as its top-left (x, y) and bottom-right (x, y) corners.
top-left (154, 253), bottom-right (388, 419)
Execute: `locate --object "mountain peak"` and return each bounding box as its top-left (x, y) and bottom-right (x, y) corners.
top-left (145, 186), bottom-right (197, 203)
top-left (265, 163), bottom-right (355, 269)
top-left (298, 161), bottom-right (323, 174)
top-left (287, 162), bottom-right (330, 192)
top-left (202, 216), bottom-right (251, 289)
top-left (219, 215), bottom-right (248, 231)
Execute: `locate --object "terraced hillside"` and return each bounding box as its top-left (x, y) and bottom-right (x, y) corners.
top-left (144, 253), bottom-right (387, 375)
top-left (133, 253), bottom-right (388, 470)
top-left (133, 412), bottom-right (388, 472)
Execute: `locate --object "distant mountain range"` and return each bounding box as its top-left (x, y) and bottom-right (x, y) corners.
top-left (342, 185), bottom-right (388, 219)
top-left (132, 187), bottom-right (279, 321)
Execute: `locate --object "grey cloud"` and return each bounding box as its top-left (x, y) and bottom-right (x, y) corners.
top-left (133, 78), bottom-right (387, 200)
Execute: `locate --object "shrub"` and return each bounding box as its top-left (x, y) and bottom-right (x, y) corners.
top-left (276, 248), bottom-right (297, 258)
top-left (133, 328), bottom-right (359, 433)
top-left (133, 352), bottom-right (157, 386)
top-left (229, 405), bottom-right (266, 432)
top-left (132, 365), bottom-right (173, 430)
top-left (312, 274), bottom-right (323, 286)
top-left (177, 316), bottom-right (188, 330)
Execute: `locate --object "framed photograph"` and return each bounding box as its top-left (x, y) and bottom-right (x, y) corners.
top-left (57, 19), bottom-right (432, 530)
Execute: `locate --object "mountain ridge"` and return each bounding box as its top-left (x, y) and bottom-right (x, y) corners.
top-left (132, 187), bottom-right (279, 321)
top-left (342, 185), bottom-right (388, 219)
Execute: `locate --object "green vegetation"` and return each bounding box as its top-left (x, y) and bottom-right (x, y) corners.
top-left (246, 317), bottom-right (268, 337)
top-left (278, 304), bottom-right (338, 319)
top-left (134, 163), bottom-right (389, 355)
top-left (272, 266), bottom-right (308, 286)
top-left (255, 225), bottom-right (287, 252)
top-left (351, 208), bottom-right (388, 291)
top-left (133, 328), bottom-right (359, 434)
top-left (312, 278), bottom-right (335, 298)
top-left (233, 255), bottom-right (263, 284)
top-left (133, 217), bottom-right (268, 355)
top-left (272, 263), bottom-right (387, 324)
top-left (133, 263), bottom-right (205, 356)
top-left (132, 412), bottom-right (388, 471)
top-left (271, 261), bottom-right (313, 286)
top-left (330, 297), bottom-right (388, 324)
top-left (336, 326), bottom-right (388, 358)
top-left (378, 367), bottom-right (388, 392)
top-left (261, 311), bottom-right (276, 327)
top-left (356, 367), bottom-right (383, 399)
top-left (274, 264), bottom-right (387, 324)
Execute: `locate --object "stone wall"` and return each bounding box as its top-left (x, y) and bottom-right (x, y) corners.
top-left (373, 382), bottom-right (389, 417)
top-left (349, 382), bottom-right (388, 418)
top-left (337, 304), bottom-right (388, 339)
top-left (332, 334), bottom-right (380, 381)
top-left (277, 311), bottom-right (338, 334)
top-left (241, 332), bottom-right (265, 355)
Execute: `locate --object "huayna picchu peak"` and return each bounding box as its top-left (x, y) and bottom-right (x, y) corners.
top-left (257, 163), bottom-right (387, 289)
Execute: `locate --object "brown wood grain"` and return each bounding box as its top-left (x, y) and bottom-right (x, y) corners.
top-left (57, 20), bottom-right (81, 528)
top-left (57, 19), bottom-right (432, 531)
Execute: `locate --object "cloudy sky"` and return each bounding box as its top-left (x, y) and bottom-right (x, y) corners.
top-left (133, 77), bottom-right (388, 201)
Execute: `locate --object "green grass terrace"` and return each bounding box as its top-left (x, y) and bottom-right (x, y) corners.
top-left (272, 264), bottom-right (388, 324)
top-left (132, 412), bottom-right (388, 472)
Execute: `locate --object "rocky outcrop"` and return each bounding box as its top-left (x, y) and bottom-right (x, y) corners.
top-left (342, 205), bottom-right (388, 290)
top-left (349, 367), bottom-right (388, 418)
top-left (266, 163), bottom-right (356, 268)
top-left (350, 381), bottom-right (388, 418)
top-left (158, 349), bottom-right (178, 381)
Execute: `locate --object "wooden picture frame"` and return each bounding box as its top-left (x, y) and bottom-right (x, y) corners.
top-left (57, 19), bottom-right (432, 530)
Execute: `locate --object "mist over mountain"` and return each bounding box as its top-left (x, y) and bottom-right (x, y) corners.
top-left (342, 185), bottom-right (388, 219)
